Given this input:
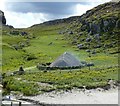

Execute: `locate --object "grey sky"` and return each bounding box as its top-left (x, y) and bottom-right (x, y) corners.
top-left (0, 0), bottom-right (111, 28)
top-left (5, 2), bottom-right (77, 15)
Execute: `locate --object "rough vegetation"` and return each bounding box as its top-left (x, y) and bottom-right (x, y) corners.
top-left (2, 66), bottom-right (118, 96)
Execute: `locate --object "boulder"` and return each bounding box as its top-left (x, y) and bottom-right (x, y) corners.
top-left (94, 45), bottom-right (101, 48)
top-left (89, 23), bottom-right (100, 34)
top-left (103, 20), bottom-right (109, 27)
top-left (104, 44), bottom-right (113, 48)
top-left (21, 32), bottom-right (28, 36)
top-left (77, 44), bottom-right (83, 48)
top-left (91, 50), bottom-right (96, 54)
top-left (79, 32), bottom-right (83, 36)
top-left (77, 44), bottom-right (87, 49)
top-left (116, 19), bottom-right (120, 28)
top-left (94, 34), bottom-right (100, 40)
top-left (68, 31), bottom-right (73, 34)
top-left (80, 38), bottom-right (85, 42)
top-left (12, 44), bottom-right (20, 50)
top-left (86, 49), bottom-right (91, 52)
top-left (86, 38), bottom-right (92, 42)
top-left (71, 40), bottom-right (77, 44)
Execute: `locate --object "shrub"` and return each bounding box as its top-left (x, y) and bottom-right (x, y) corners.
top-left (24, 54), bottom-right (37, 61)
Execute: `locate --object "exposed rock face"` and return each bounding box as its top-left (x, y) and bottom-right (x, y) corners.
top-left (0, 10), bottom-right (6, 25)
top-left (116, 19), bottom-right (120, 28)
top-left (79, 2), bottom-right (120, 35)
top-left (80, 16), bottom-right (119, 35)
top-left (111, 0), bottom-right (120, 2)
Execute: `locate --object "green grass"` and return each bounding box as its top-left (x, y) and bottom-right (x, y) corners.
top-left (2, 23), bottom-right (118, 73)
top-left (1, 24), bottom-right (83, 72)
top-left (2, 2), bottom-right (119, 97)
top-left (3, 66), bottom-right (118, 96)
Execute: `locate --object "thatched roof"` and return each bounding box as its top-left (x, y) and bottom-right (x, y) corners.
top-left (50, 52), bottom-right (82, 67)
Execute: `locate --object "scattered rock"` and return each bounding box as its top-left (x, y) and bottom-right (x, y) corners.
top-left (86, 49), bottom-right (91, 52)
top-left (68, 31), bottom-right (73, 34)
top-left (94, 45), bottom-right (101, 48)
top-left (77, 44), bottom-right (87, 49)
top-left (86, 38), bottom-right (92, 42)
top-left (91, 50), bottom-right (96, 54)
top-left (94, 34), bottom-right (100, 40)
top-left (77, 44), bottom-right (84, 49)
top-left (12, 44), bottom-right (20, 50)
top-left (103, 20), bottom-right (109, 27)
top-left (116, 19), bottom-right (120, 28)
top-left (20, 43), bottom-right (25, 47)
top-left (21, 32), bottom-right (28, 36)
top-left (79, 32), bottom-right (83, 36)
top-left (80, 38), bottom-right (85, 42)
top-left (104, 44), bottom-right (113, 48)
top-left (10, 31), bottom-right (19, 35)
top-left (72, 40), bottom-right (77, 44)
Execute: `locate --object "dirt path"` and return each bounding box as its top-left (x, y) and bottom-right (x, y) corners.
top-left (24, 66), bottom-right (36, 71)
top-left (24, 88), bottom-right (118, 104)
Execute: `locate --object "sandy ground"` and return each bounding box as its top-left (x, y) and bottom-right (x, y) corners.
top-left (24, 87), bottom-right (119, 104)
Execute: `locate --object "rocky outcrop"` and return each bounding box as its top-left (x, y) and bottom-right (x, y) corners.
top-left (0, 10), bottom-right (6, 25)
top-left (63, 1), bottom-right (120, 50)
top-left (80, 17), bottom-right (119, 35)
top-left (31, 16), bottom-right (80, 27)
top-left (79, 2), bottom-right (120, 35)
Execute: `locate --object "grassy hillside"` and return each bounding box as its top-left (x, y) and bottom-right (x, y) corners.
top-left (2, 22), bottom-right (118, 72)
top-left (2, 1), bottom-right (119, 96)
top-left (2, 24), bottom-right (78, 72)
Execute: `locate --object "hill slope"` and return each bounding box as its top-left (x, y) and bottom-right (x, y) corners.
top-left (2, 1), bottom-right (119, 96)
top-left (2, 1), bottom-right (120, 72)
top-left (31, 1), bottom-right (120, 52)
top-left (63, 1), bottom-right (120, 50)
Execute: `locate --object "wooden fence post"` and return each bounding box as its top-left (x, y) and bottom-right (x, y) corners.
top-left (11, 102), bottom-right (12, 106)
top-left (19, 101), bottom-right (21, 106)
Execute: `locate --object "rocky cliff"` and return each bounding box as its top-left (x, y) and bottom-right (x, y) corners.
top-left (0, 10), bottom-right (6, 25)
top-left (75, 1), bottom-right (120, 35)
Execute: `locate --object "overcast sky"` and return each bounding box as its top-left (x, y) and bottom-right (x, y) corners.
top-left (0, 0), bottom-right (111, 28)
